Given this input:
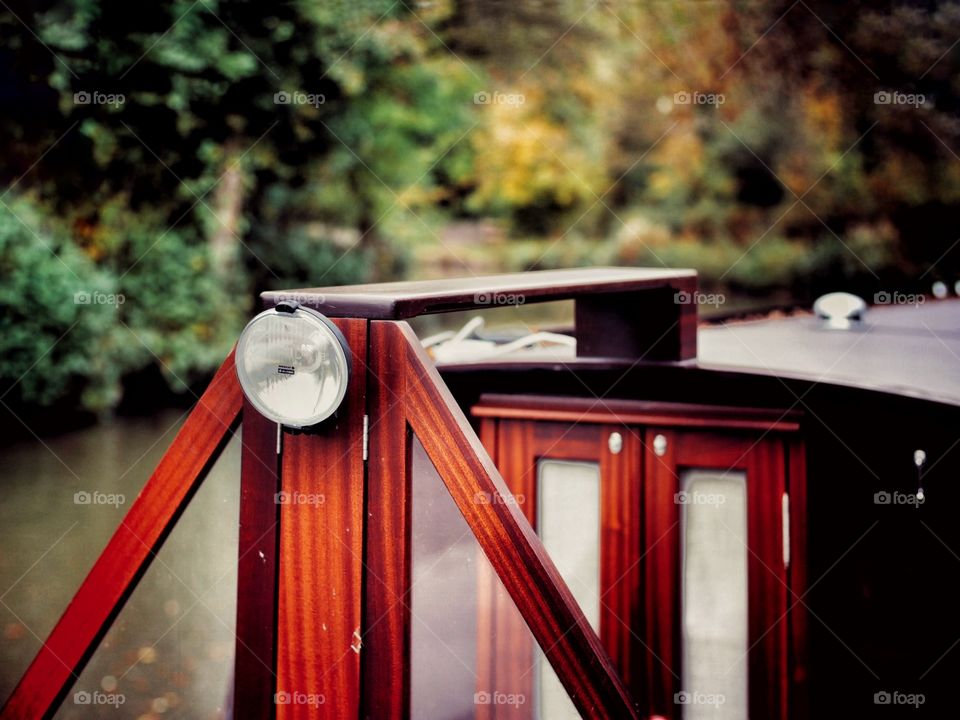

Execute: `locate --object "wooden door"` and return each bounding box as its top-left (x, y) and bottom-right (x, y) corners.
top-left (644, 429), bottom-right (790, 720)
top-left (474, 396), bottom-right (803, 720)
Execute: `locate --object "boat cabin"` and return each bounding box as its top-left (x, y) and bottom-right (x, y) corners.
top-left (4, 267), bottom-right (959, 718)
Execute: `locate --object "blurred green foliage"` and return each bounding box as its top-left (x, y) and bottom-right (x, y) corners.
top-left (1, 0), bottom-right (959, 414)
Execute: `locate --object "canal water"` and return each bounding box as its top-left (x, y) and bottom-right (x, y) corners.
top-left (0, 410), bottom-right (241, 719)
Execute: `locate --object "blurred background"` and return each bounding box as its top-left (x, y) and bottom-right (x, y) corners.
top-left (1, 0), bottom-right (959, 716)
top-left (2, 0), bottom-right (960, 423)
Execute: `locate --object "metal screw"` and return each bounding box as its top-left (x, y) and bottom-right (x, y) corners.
top-left (608, 432), bottom-right (623, 455)
top-left (653, 434), bottom-right (667, 457)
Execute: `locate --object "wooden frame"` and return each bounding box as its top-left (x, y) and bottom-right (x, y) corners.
top-left (4, 317), bottom-right (646, 719)
top-left (786, 436), bottom-right (809, 720)
top-left (360, 321), bottom-right (411, 720)
top-left (233, 399), bottom-right (282, 719)
top-left (472, 394), bottom-right (802, 433)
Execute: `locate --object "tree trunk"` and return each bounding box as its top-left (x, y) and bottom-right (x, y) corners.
top-left (210, 137), bottom-right (245, 277)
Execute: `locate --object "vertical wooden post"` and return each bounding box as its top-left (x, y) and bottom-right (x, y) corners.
top-left (234, 400), bottom-right (281, 719)
top-left (360, 321), bottom-right (412, 720)
top-left (274, 319), bottom-right (367, 719)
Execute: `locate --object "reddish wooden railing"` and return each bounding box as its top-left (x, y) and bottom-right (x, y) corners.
top-left (3, 268), bottom-right (671, 719)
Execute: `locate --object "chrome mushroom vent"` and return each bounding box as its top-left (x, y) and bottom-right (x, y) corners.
top-left (813, 292), bottom-right (867, 330)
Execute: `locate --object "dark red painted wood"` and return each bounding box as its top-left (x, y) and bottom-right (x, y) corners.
top-left (275, 319), bottom-right (367, 720)
top-left (1, 352), bottom-right (243, 720)
top-left (234, 399), bottom-right (281, 719)
top-left (787, 436), bottom-right (810, 720)
top-left (379, 320), bottom-right (640, 719)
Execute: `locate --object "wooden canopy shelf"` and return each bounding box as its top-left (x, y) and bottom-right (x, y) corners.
top-left (263, 267), bottom-right (698, 361)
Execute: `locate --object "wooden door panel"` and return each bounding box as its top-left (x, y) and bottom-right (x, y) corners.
top-left (476, 409), bottom-right (801, 720)
top-left (484, 419), bottom-right (644, 703)
top-left (645, 428), bottom-right (789, 720)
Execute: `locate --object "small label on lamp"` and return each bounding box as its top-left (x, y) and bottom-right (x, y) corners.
top-left (277, 365), bottom-right (296, 375)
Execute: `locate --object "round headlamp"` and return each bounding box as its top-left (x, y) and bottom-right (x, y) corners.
top-left (235, 303), bottom-right (350, 428)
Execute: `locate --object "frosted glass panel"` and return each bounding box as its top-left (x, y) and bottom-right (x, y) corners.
top-left (536, 460), bottom-right (600, 720)
top-left (680, 469), bottom-right (748, 720)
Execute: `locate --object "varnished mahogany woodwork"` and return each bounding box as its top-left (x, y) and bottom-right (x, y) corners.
top-left (378, 320), bottom-right (639, 719)
top-left (262, 267), bottom-right (697, 361)
top-left (275, 319), bottom-right (367, 720)
top-left (474, 398), bottom-right (806, 720)
top-left (473, 394), bottom-right (802, 432)
top-left (234, 400), bottom-right (282, 720)
top-left (644, 430), bottom-right (791, 720)
top-left (360, 322), bottom-right (411, 720)
top-left (642, 428), bottom-right (680, 718)
top-left (1, 352), bottom-right (243, 720)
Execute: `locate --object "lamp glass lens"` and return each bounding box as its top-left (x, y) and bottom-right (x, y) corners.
top-left (236, 309), bottom-right (349, 427)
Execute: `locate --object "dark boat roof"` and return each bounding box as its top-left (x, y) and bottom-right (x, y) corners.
top-left (698, 299), bottom-right (960, 406)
